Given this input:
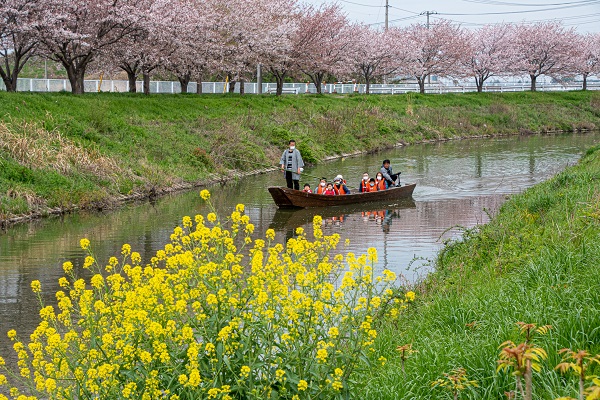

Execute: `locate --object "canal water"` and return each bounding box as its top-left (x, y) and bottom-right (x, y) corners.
top-left (0, 132), bottom-right (598, 362)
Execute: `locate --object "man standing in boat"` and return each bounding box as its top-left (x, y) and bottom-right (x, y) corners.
top-left (280, 139), bottom-right (304, 190)
top-left (380, 159), bottom-right (400, 187)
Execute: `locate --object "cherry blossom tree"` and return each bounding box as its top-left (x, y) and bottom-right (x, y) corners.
top-left (256, 0), bottom-right (299, 96)
top-left (0, 0), bottom-right (39, 91)
top-left (36, 0), bottom-right (148, 94)
top-left (98, 0), bottom-right (175, 94)
top-left (571, 32), bottom-right (600, 90)
top-left (391, 20), bottom-right (467, 94)
top-left (509, 22), bottom-right (579, 91)
top-left (348, 24), bottom-right (394, 94)
top-left (459, 24), bottom-right (512, 92)
top-left (160, 0), bottom-right (217, 94)
top-left (293, 3), bottom-right (352, 94)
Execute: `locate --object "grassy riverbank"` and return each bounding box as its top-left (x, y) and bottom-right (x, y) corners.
top-left (364, 145), bottom-right (600, 399)
top-left (1, 91), bottom-right (599, 222)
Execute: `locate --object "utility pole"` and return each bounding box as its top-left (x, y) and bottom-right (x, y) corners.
top-left (420, 11), bottom-right (437, 87)
top-left (385, 0), bottom-right (389, 31)
top-left (257, 63), bottom-right (262, 94)
top-left (420, 10), bottom-right (437, 29)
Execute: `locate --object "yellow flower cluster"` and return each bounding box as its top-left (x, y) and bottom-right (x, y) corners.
top-left (0, 190), bottom-right (412, 400)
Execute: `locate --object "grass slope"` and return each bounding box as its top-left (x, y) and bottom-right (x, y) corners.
top-left (365, 145), bottom-right (600, 399)
top-left (1, 91), bottom-right (599, 220)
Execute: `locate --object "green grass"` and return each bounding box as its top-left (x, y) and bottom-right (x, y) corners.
top-left (1, 91), bottom-right (599, 219)
top-left (363, 145), bottom-right (600, 399)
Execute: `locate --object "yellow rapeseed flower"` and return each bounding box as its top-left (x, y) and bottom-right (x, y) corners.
top-left (240, 365), bottom-right (251, 378)
top-left (29, 280), bottom-right (42, 294)
top-left (235, 204), bottom-right (244, 213)
top-left (200, 190), bottom-right (210, 200)
top-left (121, 243), bottom-right (131, 256)
top-left (62, 261), bottom-right (74, 274)
top-left (405, 291), bottom-right (416, 302)
top-left (80, 238), bottom-right (90, 250)
top-left (298, 380), bottom-right (308, 391)
top-left (83, 256), bottom-right (95, 269)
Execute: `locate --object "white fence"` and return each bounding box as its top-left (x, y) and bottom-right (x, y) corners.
top-left (1, 78), bottom-right (598, 94)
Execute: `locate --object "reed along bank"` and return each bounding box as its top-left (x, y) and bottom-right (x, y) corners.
top-left (1, 90), bottom-right (599, 222)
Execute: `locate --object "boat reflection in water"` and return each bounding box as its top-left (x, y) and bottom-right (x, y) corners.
top-left (269, 198), bottom-right (417, 242)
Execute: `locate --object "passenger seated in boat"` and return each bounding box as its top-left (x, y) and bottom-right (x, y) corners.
top-left (365, 178), bottom-right (378, 192)
top-left (375, 172), bottom-right (387, 190)
top-left (316, 177), bottom-right (327, 194)
top-left (323, 183), bottom-right (335, 196)
top-left (380, 159), bottom-right (400, 187)
top-left (303, 184), bottom-right (312, 193)
top-left (359, 172), bottom-right (369, 192)
top-left (333, 175), bottom-right (350, 195)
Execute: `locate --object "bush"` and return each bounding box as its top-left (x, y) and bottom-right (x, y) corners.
top-left (0, 190), bottom-right (413, 400)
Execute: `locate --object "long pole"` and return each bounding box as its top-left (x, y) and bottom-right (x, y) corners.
top-left (385, 0), bottom-right (389, 31)
top-left (421, 11), bottom-right (437, 86)
top-left (257, 63), bottom-right (262, 94)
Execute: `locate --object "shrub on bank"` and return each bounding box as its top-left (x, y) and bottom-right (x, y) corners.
top-left (0, 190), bottom-right (413, 400)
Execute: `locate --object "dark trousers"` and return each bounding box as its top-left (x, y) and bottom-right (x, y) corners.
top-left (387, 174), bottom-right (400, 186)
top-left (285, 171), bottom-right (299, 190)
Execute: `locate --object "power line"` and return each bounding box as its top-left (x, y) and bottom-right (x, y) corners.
top-left (437, 2), bottom-right (600, 16)
top-left (430, 11), bottom-right (600, 26)
top-left (338, 0), bottom-right (385, 7)
top-left (461, 0), bottom-right (600, 6)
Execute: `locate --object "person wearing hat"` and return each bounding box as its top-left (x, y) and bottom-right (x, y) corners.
top-left (279, 139), bottom-right (304, 190)
top-left (333, 175), bottom-right (350, 195)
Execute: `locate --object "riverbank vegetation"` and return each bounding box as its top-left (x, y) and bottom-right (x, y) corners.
top-left (364, 145), bottom-right (600, 399)
top-left (1, 91), bottom-right (599, 222)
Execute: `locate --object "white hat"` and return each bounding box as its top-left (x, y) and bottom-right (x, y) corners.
top-left (334, 174), bottom-right (343, 181)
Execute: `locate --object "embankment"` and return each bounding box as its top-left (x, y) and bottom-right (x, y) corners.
top-left (1, 91), bottom-right (599, 224)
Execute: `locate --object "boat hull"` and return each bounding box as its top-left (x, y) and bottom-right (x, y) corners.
top-left (268, 184), bottom-right (416, 208)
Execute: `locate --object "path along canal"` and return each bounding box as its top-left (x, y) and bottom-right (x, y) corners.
top-left (0, 132), bottom-right (598, 361)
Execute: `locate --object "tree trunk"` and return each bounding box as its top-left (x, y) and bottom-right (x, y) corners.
top-left (239, 78), bottom-right (245, 95)
top-left (143, 72), bottom-right (151, 95)
top-left (530, 74), bottom-right (537, 92)
top-left (582, 73), bottom-right (588, 91)
top-left (417, 77), bottom-right (425, 94)
top-left (127, 71), bottom-right (137, 93)
top-left (0, 45), bottom-right (35, 92)
top-left (365, 78), bottom-right (371, 94)
top-left (312, 73), bottom-right (324, 94)
top-left (178, 72), bottom-right (191, 94)
top-left (228, 74), bottom-right (236, 93)
top-left (66, 66), bottom-right (86, 94)
top-left (475, 77), bottom-right (483, 93)
top-left (196, 79), bottom-right (203, 94)
top-left (0, 71), bottom-right (17, 92)
top-left (275, 73), bottom-right (284, 96)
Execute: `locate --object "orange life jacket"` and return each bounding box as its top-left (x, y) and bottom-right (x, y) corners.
top-left (365, 183), bottom-right (377, 192)
top-left (316, 185), bottom-right (326, 194)
top-left (333, 184), bottom-right (348, 195)
top-left (375, 179), bottom-right (386, 191)
top-left (359, 180), bottom-right (368, 192)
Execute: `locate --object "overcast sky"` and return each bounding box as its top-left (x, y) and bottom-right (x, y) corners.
top-left (300, 0), bottom-right (600, 33)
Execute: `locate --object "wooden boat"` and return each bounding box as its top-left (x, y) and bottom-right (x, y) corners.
top-left (268, 183), bottom-right (416, 208)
